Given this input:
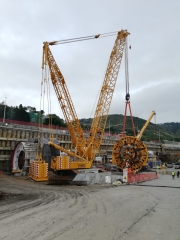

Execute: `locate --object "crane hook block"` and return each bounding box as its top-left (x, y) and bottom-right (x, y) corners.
top-left (125, 93), bottom-right (130, 101)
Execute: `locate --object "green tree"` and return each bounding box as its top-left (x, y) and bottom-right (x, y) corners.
top-left (0, 104), bottom-right (4, 118)
top-left (13, 104), bottom-right (30, 122)
top-left (44, 114), bottom-right (66, 127)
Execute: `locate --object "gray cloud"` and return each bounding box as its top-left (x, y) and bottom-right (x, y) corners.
top-left (0, 0), bottom-right (179, 123)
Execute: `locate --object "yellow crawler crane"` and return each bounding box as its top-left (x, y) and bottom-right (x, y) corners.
top-left (112, 111), bottom-right (156, 172)
top-left (42, 30), bottom-right (129, 176)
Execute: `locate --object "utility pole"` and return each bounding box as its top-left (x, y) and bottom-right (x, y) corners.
top-left (3, 97), bottom-right (7, 123)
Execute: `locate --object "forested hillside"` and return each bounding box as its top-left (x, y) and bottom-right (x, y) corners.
top-left (158, 122), bottom-right (180, 135)
top-left (0, 103), bottom-right (179, 142)
top-left (80, 114), bottom-right (180, 142)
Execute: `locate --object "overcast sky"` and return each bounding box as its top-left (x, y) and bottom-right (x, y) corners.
top-left (0, 0), bottom-right (179, 124)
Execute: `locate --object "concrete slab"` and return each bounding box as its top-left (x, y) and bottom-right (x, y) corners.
top-left (137, 174), bottom-right (180, 188)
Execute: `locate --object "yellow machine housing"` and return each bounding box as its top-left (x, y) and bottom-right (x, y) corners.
top-left (51, 155), bottom-right (92, 171)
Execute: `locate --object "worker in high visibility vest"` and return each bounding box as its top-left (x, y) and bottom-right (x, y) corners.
top-left (172, 171), bottom-right (175, 179)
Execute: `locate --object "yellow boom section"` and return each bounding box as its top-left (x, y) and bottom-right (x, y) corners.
top-left (42, 43), bottom-right (86, 157)
top-left (136, 111), bottom-right (156, 140)
top-left (85, 30), bottom-right (130, 161)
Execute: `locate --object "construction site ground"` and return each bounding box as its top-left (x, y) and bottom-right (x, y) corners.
top-left (0, 172), bottom-right (180, 240)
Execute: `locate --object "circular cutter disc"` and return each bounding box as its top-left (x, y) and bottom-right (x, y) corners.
top-left (112, 136), bottom-right (148, 172)
top-left (11, 142), bottom-right (26, 171)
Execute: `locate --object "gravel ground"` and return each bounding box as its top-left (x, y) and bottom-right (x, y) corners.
top-left (0, 173), bottom-right (180, 240)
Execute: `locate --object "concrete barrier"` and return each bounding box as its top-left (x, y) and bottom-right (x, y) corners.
top-left (73, 171), bottom-right (122, 185)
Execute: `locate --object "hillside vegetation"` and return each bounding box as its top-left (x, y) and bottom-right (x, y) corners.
top-left (158, 122), bottom-right (180, 135)
top-left (80, 114), bottom-right (180, 142)
top-left (1, 103), bottom-right (179, 142)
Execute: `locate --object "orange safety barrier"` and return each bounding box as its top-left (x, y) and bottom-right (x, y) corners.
top-left (127, 172), bottom-right (158, 184)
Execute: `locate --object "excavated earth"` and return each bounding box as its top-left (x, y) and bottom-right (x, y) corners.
top-left (0, 173), bottom-right (180, 240)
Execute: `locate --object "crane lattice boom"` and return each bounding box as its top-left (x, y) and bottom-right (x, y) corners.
top-left (42, 43), bottom-right (86, 156)
top-left (42, 30), bottom-right (130, 168)
top-left (85, 30), bottom-right (130, 160)
top-left (136, 111), bottom-right (156, 139)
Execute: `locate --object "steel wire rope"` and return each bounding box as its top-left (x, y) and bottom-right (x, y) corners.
top-left (49, 31), bottom-right (118, 45)
top-left (53, 33), bottom-right (118, 45)
top-left (39, 65), bottom-right (49, 158)
top-left (42, 66), bottom-right (47, 128)
top-left (46, 66), bottom-right (54, 141)
top-left (36, 68), bottom-right (44, 160)
top-left (122, 37), bottom-right (136, 136)
top-left (114, 36), bottom-right (130, 135)
top-left (40, 66), bottom-right (47, 159)
top-left (38, 65), bottom-right (49, 159)
top-left (125, 38), bottom-right (129, 95)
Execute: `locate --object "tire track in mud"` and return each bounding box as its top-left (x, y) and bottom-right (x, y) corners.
top-left (0, 177), bottom-right (94, 240)
top-left (50, 187), bottom-right (125, 240)
top-left (0, 189), bottom-right (86, 221)
top-left (1, 175), bottom-right (180, 240)
top-left (39, 188), bottom-right (118, 240)
top-left (1, 176), bottom-right (159, 240)
top-left (0, 192), bottom-right (56, 220)
top-left (36, 191), bottom-right (99, 240)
